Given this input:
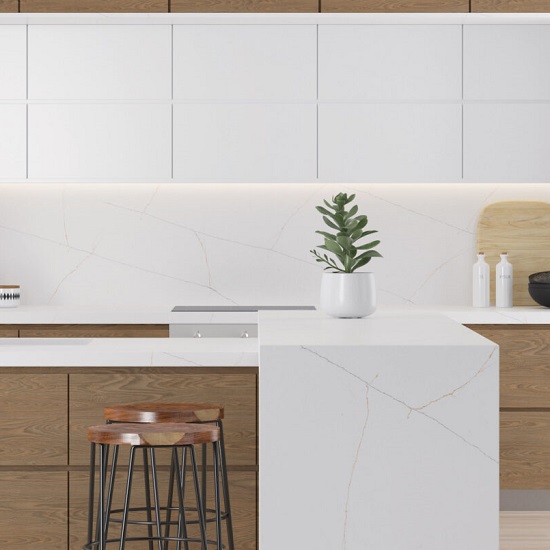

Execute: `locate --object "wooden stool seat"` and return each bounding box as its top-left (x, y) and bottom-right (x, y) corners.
top-left (87, 422), bottom-right (220, 447)
top-left (104, 402), bottom-right (224, 423)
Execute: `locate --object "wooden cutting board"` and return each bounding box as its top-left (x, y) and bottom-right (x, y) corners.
top-left (477, 201), bottom-right (550, 306)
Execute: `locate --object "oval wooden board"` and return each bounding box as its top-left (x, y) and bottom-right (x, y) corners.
top-left (477, 201), bottom-right (550, 306)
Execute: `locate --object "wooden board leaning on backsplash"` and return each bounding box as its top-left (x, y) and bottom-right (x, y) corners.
top-left (477, 201), bottom-right (550, 306)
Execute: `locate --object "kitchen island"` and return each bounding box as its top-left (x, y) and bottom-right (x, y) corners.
top-left (0, 306), bottom-right (501, 549)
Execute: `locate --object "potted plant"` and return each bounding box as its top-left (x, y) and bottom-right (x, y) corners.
top-left (311, 192), bottom-right (381, 318)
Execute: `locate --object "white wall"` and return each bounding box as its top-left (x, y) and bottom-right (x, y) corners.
top-left (0, 183), bottom-right (548, 307)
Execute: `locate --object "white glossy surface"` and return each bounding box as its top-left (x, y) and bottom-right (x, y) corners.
top-left (173, 25), bottom-right (316, 101)
top-left (259, 310), bottom-right (499, 550)
top-left (320, 272), bottom-right (376, 318)
top-left (319, 25), bottom-right (462, 101)
top-left (28, 25), bottom-right (171, 100)
top-left (173, 104), bottom-right (317, 182)
top-left (0, 105), bottom-right (26, 179)
top-left (464, 25), bottom-right (550, 101)
top-left (28, 104), bottom-right (172, 180)
top-left (0, 26), bottom-right (26, 100)
top-left (464, 104), bottom-right (550, 183)
top-left (319, 104), bottom-right (462, 182)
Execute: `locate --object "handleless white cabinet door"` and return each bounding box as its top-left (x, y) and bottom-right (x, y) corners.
top-left (319, 104), bottom-right (462, 182)
top-left (28, 104), bottom-right (171, 180)
top-left (28, 25), bottom-right (171, 100)
top-left (0, 105), bottom-right (26, 179)
top-left (0, 26), bottom-right (26, 100)
top-left (319, 25), bottom-right (462, 101)
top-left (173, 104), bottom-right (317, 182)
top-left (173, 25), bottom-right (316, 101)
top-left (464, 25), bottom-right (550, 100)
top-left (464, 104), bottom-right (550, 182)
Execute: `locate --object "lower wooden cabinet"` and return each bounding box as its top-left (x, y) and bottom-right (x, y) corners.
top-left (321, 0), bottom-right (468, 11)
top-left (20, 0), bottom-right (168, 11)
top-left (172, 0), bottom-right (317, 10)
top-left (468, 325), bottom-right (550, 490)
top-left (18, 324), bottom-right (169, 338)
top-left (0, 326), bottom-right (19, 337)
top-left (0, 472), bottom-right (68, 549)
top-left (0, 0), bottom-right (17, 10)
top-left (472, 0), bottom-right (550, 10)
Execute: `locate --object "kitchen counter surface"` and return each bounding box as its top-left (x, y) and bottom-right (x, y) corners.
top-left (0, 337), bottom-right (258, 367)
top-left (1, 304), bottom-right (550, 326)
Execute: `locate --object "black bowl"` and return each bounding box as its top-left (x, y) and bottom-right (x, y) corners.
top-left (529, 271), bottom-right (550, 283)
top-left (528, 284), bottom-right (550, 307)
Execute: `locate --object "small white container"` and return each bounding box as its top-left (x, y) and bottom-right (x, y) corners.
top-left (496, 252), bottom-right (513, 308)
top-left (320, 272), bottom-right (376, 318)
top-left (472, 252), bottom-right (490, 308)
top-left (0, 285), bottom-right (20, 308)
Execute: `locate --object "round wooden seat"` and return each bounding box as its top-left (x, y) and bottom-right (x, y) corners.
top-left (104, 402), bottom-right (224, 423)
top-left (87, 422), bottom-right (220, 447)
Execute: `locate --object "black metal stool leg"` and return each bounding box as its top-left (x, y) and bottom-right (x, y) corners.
top-left (213, 441), bottom-right (223, 550)
top-left (174, 447), bottom-right (190, 550)
top-left (149, 449), bottom-right (163, 550)
top-left (104, 444), bottom-right (119, 542)
top-left (218, 420), bottom-right (235, 550)
top-left (190, 446), bottom-right (208, 550)
top-left (119, 446), bottom-right (136, 550)
top-left (87, 443), bottom-right (96, 548)
top-left (201, 443), bottom-right (207, 516)
top-left (142, 447), bottom-right (155, 550)
top-left (163, 450), bottom-right (176, 550)
top-left (98, 444), bottom-right (107, 550)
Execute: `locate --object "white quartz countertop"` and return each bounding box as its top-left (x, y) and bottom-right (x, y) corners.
top-left (0, 337), bottom-right (258, 367)
top-left (0, 304), bottom-right (549, 325)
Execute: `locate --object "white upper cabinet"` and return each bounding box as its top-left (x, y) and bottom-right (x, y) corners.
top-left (28, 25), bottom-right (171, 100)
top-left (464, 25), bottom-right (550, 100)
top-left (173, 25), bottom-right (317, 101)
top-left (173, 104), bottom-right (317, 182)
top-left (0, 26), bottom-right (26, 100)
top-left (0, 105), bottom-right (26, 179)
top-left (318, 25), bottom-right (462, 101)
top-left (28, 104), bottom-right (171, 180)
top-left (464, 104), bottom-right (550, 182)
top-left (319, 104), bottom-right (462, 183)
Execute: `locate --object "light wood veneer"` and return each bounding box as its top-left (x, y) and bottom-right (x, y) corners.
top-left (21, 0), bottom-right (168, 11)
top-left (321, 0), bottom-right (468, 11)
top-left (472, 0), bottom-right (550, 10)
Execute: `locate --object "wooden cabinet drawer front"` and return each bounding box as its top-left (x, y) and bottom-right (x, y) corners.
top-left (0, 472), bottom-right (67, 549)
top-left (0, 326), bottom-right (18, 337)
top-left (70, 373), bottom-right (257, 467)
top-left (0, 0), bottom-right (18, 11)
top-left (0, 374), bottom-right (67, 465)
top-left (69, 469), bottom-right (257, 549)
top-left (19, 324), bottom-right (169, 338)
top-left (501, 411), bottom-right (550, 489)
top-left (321, 0), bottom-right (468, 11)
top-left (472, 0), bottom-right (550, 11)
top-left (171, 0), bottom-right (316, 12)
top-left (21, 0), bottom-right (168, 11)
top-left (467, 326), bottom-right (550, 408)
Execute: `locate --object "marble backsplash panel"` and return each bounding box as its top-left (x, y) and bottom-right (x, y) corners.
top-left (0, 183), bottom-right (548, 307)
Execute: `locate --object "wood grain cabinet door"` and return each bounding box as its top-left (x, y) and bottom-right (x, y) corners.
top-left (19, 324), bottom-right (169, 338)
top-left (0, 374), bottom-right (67, 465)
top-left (321, 0), bottom-right (468, 11)
top-left (21, 0), bottom-right (168, 12)
top-left (171, 0), bottom-right (317, 12)
top-left (472, 0), bottom-right (550, 11)
top-left (70, 372), bottom-right (257, 467)
top-left (0, 0), bottom-right (18, 11)
top-left (0, 472), bottom-right (67, 549)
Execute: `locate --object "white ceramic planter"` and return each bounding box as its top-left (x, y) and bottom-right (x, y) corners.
top-left (320, 272), bottom-right (376, 318)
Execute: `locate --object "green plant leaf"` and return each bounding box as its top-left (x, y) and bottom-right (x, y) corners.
top-left (344, 205), bottom-right (358, 219)
top-left (315, 230), bottom-right (337, 241)
top-left (351, 256), bottom-right (371, 271)
top-left (355, 250), bottom-right (383, 262)
top-left (322, 216), bottom-right (340, 231)
top-left (324, 238), bottom-right (344, 257)
top-left (356, 240), bottom-right (381, 250)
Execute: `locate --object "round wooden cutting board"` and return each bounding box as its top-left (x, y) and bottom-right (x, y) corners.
top-left (477, 201), bottom-right (550, 306)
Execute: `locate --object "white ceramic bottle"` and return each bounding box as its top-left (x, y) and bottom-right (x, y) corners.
top-left (496, 252), bottom-right (513, 308)
top-left (472, 252), bottom-right (490, 308)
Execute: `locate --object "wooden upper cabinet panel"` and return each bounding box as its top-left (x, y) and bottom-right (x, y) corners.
top-left (0, 26), bottom-right (26, 100)
top-left (472, 0), bottom-right (550, 11)
top-left (0, 374), bottom-right (67, 465)
top-left (70, 373), bottom-right (257, 466)
top-left (21, 0), bottom-right (168, 12)
top-left (466, 326), bottom-right (550, 408)
top-left (19, 324), bottom-right (169, 338)
top-left (173, 25), bottom-right (317, 100)
top-left (319, 25), bottom-right (462, 101)
top-left (171, 0), bottom-right (317, 12)
top-left (0, 472), bottom-right (68, 549)
top-left (464, 26), bottom-right (550, 100)
top-left (28, 25), bottom-right (171, 100)
top-left (0, 0), bottom-right (18, 11)
top-left (501, 411), bottom-right (550, 489)
top-left (321, 0), bottom-right (468, 12)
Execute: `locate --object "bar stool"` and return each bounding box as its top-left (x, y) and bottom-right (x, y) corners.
top-left (103, 403), bottom-right (234, 550)
top-left (84, 422), bottom-right (221, 550)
